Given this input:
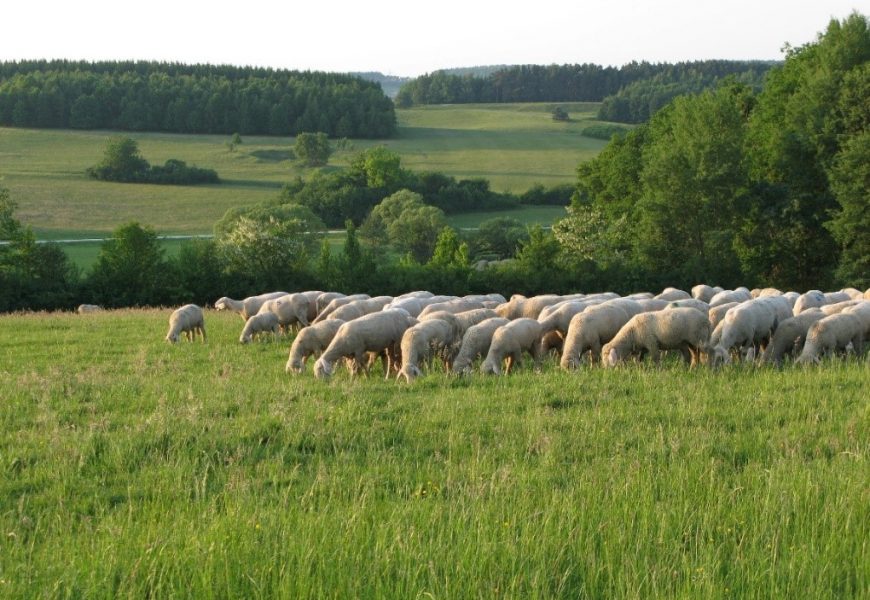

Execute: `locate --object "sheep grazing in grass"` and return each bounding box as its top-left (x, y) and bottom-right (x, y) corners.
top-left (239, 312), bottom-right (280, 344)
top-left (315, 292), bottom-right (346, 316)
top-left (495, 294), bottom-right (564, 320)
top-left (560, 303), bottom-right (633, 369)
top-left (865, 288), bottom-right (870, 301)
top-left (421, 308), bottom-right (498, 336)
top-left (839, 287), bottom-right (864, 301)
top-left (793, 290), bottom-right (827, 315)
top-left (710, 297), bottom-right (792, 365)
top-left (451, 318), bottom-right (511, 374)
top-left (602, 307), bottom-right (711, 367)
top-left (385, 295), bottom-right (457, 318)
top-left (633, 298), bottom-right (670, 313)
top-left (709, 288), bottom-right (752, 307)
top-left (166, 304), bottom-right (206, 343)
top-left (759, 309), bottom-right (825, 365)
top-left (417, 299), bottom-right (485, 319)
top-left (313, 294), bottom-right (371, 322)
top-left (397, 316), bottom-right (463, 382)
top-left (751, 287), bottom-right (783, 298)
top-left (298, 290), bottom-right (324, 323)
top-left (257, 294), bottom-right (310, 332)
top-left (214, 291), bottom-right (288, 320)
top-left (77, 304), bottom-right (103, 314)
top-left (665, 298), bottom-right (710, 315)
top-left (481, 318), bottom-right (544, 375)
top-left (654, 287), bottom-right (691, 301)
top-left (313, 309), bottom-right (417, 379)
top-left (843, 302), bottom-right (870, 338)
top-left (796, 312), bottom-right (865, 364)
top-left (286, 319), bottom-right (346, 374)
top-left (708, 302), bottom-right (739, 330)
top-left (782, 291), bottom-right (800, 308)
top-left (820, 300), bottom-right (864, 316)
top-left (691, 285), bottom-right (723, 303)
top-left (326, 296), bottom-right (394, 322)
top-left (537, 300), bottom-right (603, 340)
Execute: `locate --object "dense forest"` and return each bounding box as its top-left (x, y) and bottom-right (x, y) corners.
top-left (0, 60), bottom-right (396, 138)
top-left (394, 60), bottom-right (774, 110)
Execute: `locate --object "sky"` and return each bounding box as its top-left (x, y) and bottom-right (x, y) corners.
top-left (1, 1), bottom-right (866, 76)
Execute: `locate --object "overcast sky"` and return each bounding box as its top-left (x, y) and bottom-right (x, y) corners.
top-left (2, 1), bottom-right (866, 76)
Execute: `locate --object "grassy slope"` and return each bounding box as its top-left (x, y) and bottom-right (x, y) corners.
top-left (0, 309), bottom-right (867, 597)
top-left (0, 102), bottom-right (604, 240)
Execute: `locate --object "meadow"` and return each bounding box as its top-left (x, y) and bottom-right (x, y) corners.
top-left (0, 309), bottom-right (866, 597)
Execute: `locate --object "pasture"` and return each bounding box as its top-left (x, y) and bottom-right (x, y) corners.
top-left (0, 308), bottom-right (866, 597)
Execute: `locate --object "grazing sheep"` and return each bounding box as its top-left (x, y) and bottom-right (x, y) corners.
top-left (398, 317), bottom-right (463, 382)
top-left (297, 291), bottom-right (323, 323)
top-left (314, 309), bottom-right (417, 379)
top-left (793, 290), bottom-right (827, 315)
top-left (417, 299), bottom-right (485, 319)
top-left (481, 318), bottom-right (544, 375)
top-left (843, 302), bottom-right (870, 338)
top-left (865, 288), bottom-right (870, 300)
top-left (751, 287), bottom-right (782, 298)
top-left (257, 294), bottom-right (310, 331)
top-left (395, 291), bottom-right (435, 300)
top-left (495, 294), bottom-right (564, 320)
top-left (313, 292), bottom-right (345, 318)
top-left (691, 285), bottom-right (723, 303)
top-left (77, 304), bottom-right (103, 314)
top-left (654, 287), bottom-right (691, 301)
top-left (165, 304), bottom-right (206, 343)
top-left (385, 295), bottom-right (456, 317)
top-left (759, 309), bottom-right (825, 365)
top-left (796, 312), bottom-right (865, 364)
top-left (463, 293), bottom-right (507, 305)
top-left (214, 291), bottom-right (288, 320)
top-left (823, 291), bottom-right (852, 306)
top-left (709, 288), bottom-right (752, 307)
top-left (708, 302), bottom-right (739, 330)
top-left (782, 291), bottom-right (800, 308)
top-left (313, 294), bottom-right (371, 322)
top-left (633, 298), bottom-right (670, 313)
top-left (626, 292), bottom-right (655, 300)
top-left (421, 308), bottom-right (498, 336)
top-left (451, 318), bottom-right (511, 374)
top-left (602, 307), bottom-right (711, 367)
top-left (537, 300), bottom-right (603, 338)
top-left (560, 303), bottom-right (633, 369)
top-left (710, 297), bottom-right (793, 365)
top-left (665, 298), bottom-right (710, 315)
top-left (239, 312), bottom-right (280, 343)
top-left (285, 319), bottom-right (346, 374)
top-left (820, 300), bottom-right (864, 316)
top-left (840, 287), bottom-right (864, 301)
top-left (327, 296), bottom-right (394, 322)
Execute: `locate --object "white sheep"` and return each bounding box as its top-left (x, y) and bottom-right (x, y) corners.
top-left (796, 312), bottom-right (865, 364)
top-left (759, 309), bottom-right (825, 365)
top-left (313, 309), bottom-right (417, 379)
top-left (77, 304), bottom-right (103, 314)
top-left (165, 304), bottom-right (206, 343)
top-left (654, 287), bottom-right (691, 301)
top-left (708, 302), bottom-right (738, 331)
top-left (665, 298), bottom-right (710, 315)
top-left (313, 294), bottom-right (371, 322)
top-left (750, 287), bottom-right (782, 298)
top-left (326, 296), bottom-right (394, 322)
top-left (285, 319), bottom-right (346, 374)
top-left (632, 298), bottom-right (671, 313)
top-left (214, 291), bottom-right (288, 320)
top-left (315, 292), bottom-right (346, 316)
top-left (602, 307), bottom-right (711, 367)
top-left (257, 293), bottom-right (310, 332)
top-left (417, 299), bottom-right (485, 319)
top-left (865, 288), bottom-right (870, 301)
top-left (537, 299), bottom-right (603, 339)
top-left (782, 291), bottom-right (800, 308)
top-left (239, 311), bottom-right (280, 343)
top-left (843, 302), bottom-right (870, 339)
top-left (451, 318), bottom-right (511, 374)
top-left (420, 308), bottom-right (498, 336)
top-left (839, 287), bottom-right (864, 301)
top-left (710, 297), bottom-right (793, 365)
top-left (397, 316), bottom-right (463, 382)
top-left (792, 290), bottom-right (827, 315)
top-left (820, 300), bottom-right (864, 316)
top-left (560, 303), bottom-right (633, 369)
top-left (481, 318), bottom-right (544, 375)
top-left (385, 295), bottom-right (457, 317)
top-left (709, 288), bottom-right (752, 307)
top-left (691, 285), bottom-right (722, 303)
top-left (494, 294), bottom-right (564, 320)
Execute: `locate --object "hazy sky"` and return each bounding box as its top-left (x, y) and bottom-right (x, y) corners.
top-left (2, 1), bottom-right (866, 75)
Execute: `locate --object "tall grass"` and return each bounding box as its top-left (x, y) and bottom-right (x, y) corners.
top-left (0, 309), bottom-right (866, 597)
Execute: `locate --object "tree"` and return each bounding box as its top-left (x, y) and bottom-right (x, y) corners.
top-left (227, 132), bottom-right (242, 152)
top-left (471, 217), bottom-right (528, 259)
top-left (349, 146), bottom-right (405, 189)
top-left (826, 131), bottom-right (870, 287)
top-left (551, 106), bottom-right (569, 121)
top-left (86, 136), bottom-right (149, 182)
top-left (429, 226), bottom-right (469, 268)
top-left (360, 189), bottom-right (447, 262)
top-left (88, 222), bottom-right (167, 307)
top-left (294, 132), bottom-right (333, 166)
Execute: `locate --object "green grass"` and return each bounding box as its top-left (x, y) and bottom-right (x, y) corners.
top-left (0, 102), bottom-right (605, 241)
top-left (0, 309), bottom-right (866, 597)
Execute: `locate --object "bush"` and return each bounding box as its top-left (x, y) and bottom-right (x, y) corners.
top-left (87, 137), bottom-right (218, 185)
top-left (581, 124), bottom-right (631, 140)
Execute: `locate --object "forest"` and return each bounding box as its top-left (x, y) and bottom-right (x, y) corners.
top-left (0, 60), bottom-right (397, 138)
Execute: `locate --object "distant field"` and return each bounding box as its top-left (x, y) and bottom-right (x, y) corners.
top-left (0, 309), bottom-right (866, 597)
top-left (0, 102), bottom-right (604, 238)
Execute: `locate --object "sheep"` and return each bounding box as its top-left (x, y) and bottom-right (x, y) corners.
top-left (759, 309), bottom-right (825, 365)
top-left (481, 319), bottom-right (544, 375)
top-left (865, 288), bottom-right (870, 301)
top-left (843, 302), bottom-right (870, 339)
top-left (417, 299), bottom-right (485, 319)
top-left (537, 299), bottom-right (603, 339)
top-left (239, 312), bottom-right (280, 344)
top-left (494, 294), bottom-right (564, 320)
top-left (560, 303), bottom-right (633, 369)
top-left (463, 293), bottom-right (507, 305)
top-left (793, 290), bottom-right (826, 315)
top-left (709, 288), bottom-right (752, 307)
top-left (165, 304), bottom-right (206, 343)
top-left (313, 294), bottom-right (371, 322)
top-left (602, 307), bottom-right (711, 367)
top-left (626, 292), bottom-right (655, 300)
top-left (708, 302), bottom-right (739, 330)
top-left (385, 295), bottom-right (457, 317)
top-left (285, 319), bottom-right (346, 374)
top-left (326, 296), bottom-right (394, 322)
top-left (314, 292), bottom-right (346, 317)
top-left (297, 291), bottom-right (323, 323)
top-left (820, 300), bottom-right (864, 316)
top-left (840, 287), bottom-right (864, 301)
top-left (257, 294), bottom-right (309, 332)
top-left (214, 291), bottom-right (288, 320)
top-left (782, 291), bottom-right (800, 308)
top-left (633, 298), bottom-right (670, 313)
top-left (654, 287), bottom-right (691, 301)
top-left (420, 308), bottom-right (498, 336)
top-left (710, 297), bottom-right (793, 365)
top-left (77, 304), bottom-right (103, 314)
top-left (691, 285), bottom-right (723, 303)
top-left (665, 298), bottom-right (710, 315)
top-left (451, 318), bottom-right (511, 374)
top-left (313, 309), bottom-right (417, 379)
top-left (395, 290), bottom-right (435, 299)
top-left (397, 316), bottom-right (463, 382)
top-left (796, 313), bottom-right (865, 364)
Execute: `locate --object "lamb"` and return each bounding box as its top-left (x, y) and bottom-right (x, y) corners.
top-left (417, 299), bottom-right (485, 319)
top-left (654, 287), bottom-right (691, 301)
top-left (691, 285), bottom-right (723, 303)
top-left (313, 309), bottom-right (417, 379)
top-left (326, 296), bottom-right (394, 322)
top-left (451, 318), bottom-right (510, 374)
top-left (285, 319), bottom-right (346, 374)
top-left (214, 291), bottom-right (288, 320)
top-left (709, 288), bottom-right (752, 307)
top-left (710, 297), bottom-right (793, 365)
top-left (793, 290), bottom-right (827, 315)
top-left (796, 312), bottom-right (864, 364)
top-left (560, 303), bottom-right (633, 369)
top-left (665, 298), bottom-right (710, 315)
top-left (708, 302), bottom-right (739, 330)
top-left (397, 316), bottom-right (463, 382)
top-left (165, 304), bottom-right (206, 343)
top-left (77, 304), bottom-right (103, 314)
top-left (257, 293), bottom-right (309, 331)
top-left (481, 318), bottom-right (544, 375)
top-left (313, 294), bottom-right (371, 322)
top-left (239, 311), bottom-right (280, 343)
top-left (602, 307), bottom-right (711, 367)
top-left (759, 309), bottom-right (825, 365)
top-left (494, 294), bottom-right (563, 320)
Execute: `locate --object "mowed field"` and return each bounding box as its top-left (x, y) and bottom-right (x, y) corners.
top-left (0, 309), bottom-right (867, 597)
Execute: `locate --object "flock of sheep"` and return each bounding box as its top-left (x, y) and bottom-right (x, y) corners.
top-left (163, 285), bottom-right (870, 380)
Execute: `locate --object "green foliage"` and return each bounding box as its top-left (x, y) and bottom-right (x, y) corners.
top-left (294, 132), bottom-right (333, 167)
top-left (551, 106), bottom-right (569, 121)
top-left (87, 136), bottom-right (219, 184)
top-left (360, 190), bottom-right (447, 262)
top-left (581, 123), bottom-right (630, 140)
top-left (518, 183), bottom-right (574, 206)
top-left (349, 146), bottom-right (405, 188)
top-left (826, 131), bottom-right (870, 286)
top-left (214, 199), bottom-right (326, 242)
top-left (469, 217), bottom-right (528, 259)
top-left (428, 227), bottom-right (469, 269)
top-left (88, 222), bottom-right (168, 307)
top-left (227, 132), bottom-right (242, 152)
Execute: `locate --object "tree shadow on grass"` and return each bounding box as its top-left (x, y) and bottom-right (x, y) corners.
top-left (249, 150), bottom-right (295, 162)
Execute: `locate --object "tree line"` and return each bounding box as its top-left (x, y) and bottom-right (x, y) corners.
top-left (394, 60), bottom-right (774, 109)
top-left (0, 60), bottom-right (396, 138)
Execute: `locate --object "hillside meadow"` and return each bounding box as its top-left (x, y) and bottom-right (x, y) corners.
top-left (0, 308), bottom-right (867, 597)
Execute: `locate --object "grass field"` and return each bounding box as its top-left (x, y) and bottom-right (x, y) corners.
top-left (0, 102), bottom-right (604, 242)
top-left (0, 309), bottom-right (867, 597)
